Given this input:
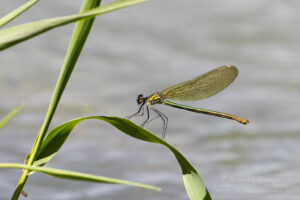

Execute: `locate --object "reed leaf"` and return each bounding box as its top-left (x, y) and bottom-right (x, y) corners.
top-left (0, 0), bottom-right (39, 28)
top-left (32, 116), bottom-right (211, 200)
top-left (0, 0), bottom-right (148, 50)
top-left (0, 163), bottom-right (160, 191)
top-left (0, 104), bottom-right (24, 130)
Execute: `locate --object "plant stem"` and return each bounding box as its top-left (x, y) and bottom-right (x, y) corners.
top-left (0, 0), bottom-right (40, 28)
top-left (12, 0), bottom-right (101, 199)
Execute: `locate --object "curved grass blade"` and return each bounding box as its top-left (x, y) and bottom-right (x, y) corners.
top-left (0, 0), bottom-right (40, 28)
top-left (33, 116), bottom-right (211, 200)
top-left (0, 104), bottom-right (24, 130)
top-left (0, 163), bottom-right (160, 191)
top-left (183, 171), bottom-right (211, 200)
top-left (0, 0), bottom-right (148, 50)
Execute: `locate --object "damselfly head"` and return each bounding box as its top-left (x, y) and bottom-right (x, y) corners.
top-left (137, 94), bottom-right (144, 104)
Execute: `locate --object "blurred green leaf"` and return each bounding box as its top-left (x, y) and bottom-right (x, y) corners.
top-left (0, 0), bottom-right (39, 28)
top-left (0, 163), bottom-right (160, 191)
top-left (0, 0), bottom-right (148, 50)
top-left (0, 104), bottom-right (24, 130)
top-left (33, 116), bottom-right (211, 200)
top-left (183, 171), bottom-right (211, 200)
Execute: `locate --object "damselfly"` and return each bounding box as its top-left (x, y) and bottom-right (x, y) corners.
top-left (127, 65), bottom-right (249, 138)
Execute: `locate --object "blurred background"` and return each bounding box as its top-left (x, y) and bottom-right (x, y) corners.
top-left (1, 0), bottom-right (299, 199)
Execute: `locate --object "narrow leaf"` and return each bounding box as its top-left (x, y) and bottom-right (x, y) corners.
top-left (0, 163), bottom-right (160, 191)
top-left (0, 0), bottom-right (39, 28)
top-left (183, 171), bottom-right (211, 200)
top-left (0, 104), bottom-right (24, 130)
top-left (24, 0), bottom-right (101, 169)
top-left (13, 1), bottom-right (103, 198)
top-left (33, 116), bottom-right (211, 200)
top-left (0, 0), bottom-right (148, 50)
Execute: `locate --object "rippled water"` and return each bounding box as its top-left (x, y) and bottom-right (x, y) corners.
top-left (0, 0), bottom-right (300, 199)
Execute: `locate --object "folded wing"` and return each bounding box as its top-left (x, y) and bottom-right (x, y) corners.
top-left (161, 65), bottom-right (238, 101)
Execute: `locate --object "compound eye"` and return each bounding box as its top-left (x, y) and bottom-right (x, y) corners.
top-left (137, 94), bottom-right (144, 104)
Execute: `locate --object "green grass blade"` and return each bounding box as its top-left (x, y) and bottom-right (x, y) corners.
top-left (183, 171), bottom-right (211, 200)
top-left (0, 163), bottom-right (160, 191)
top-left (0, 104), bottom-right (24, 130)
top-left (0, 0), bottom-right (148, 50)
top-left (13, 1), bottom-right (102, 198)
top-left (33, 116), bottom-right (211, 200)
top-left (0, 0), bottom-right (39, 28)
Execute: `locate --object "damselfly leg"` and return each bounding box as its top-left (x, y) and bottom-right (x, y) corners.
top-left (141, 105), bottom-right (150, 127)
top-left (135, 106), bottom-right (168, 139)
top-left (125, 102), bottom-right (145, 119)
top-left (151, 107), bottom-right (168, 139)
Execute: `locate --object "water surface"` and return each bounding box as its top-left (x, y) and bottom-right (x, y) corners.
top-left (0, 0), bottom-right (299, 199)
